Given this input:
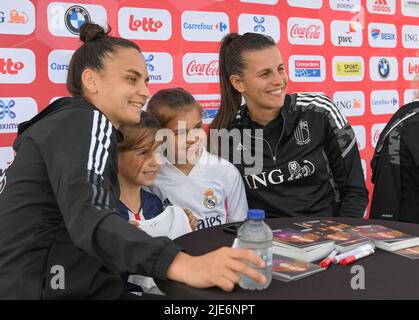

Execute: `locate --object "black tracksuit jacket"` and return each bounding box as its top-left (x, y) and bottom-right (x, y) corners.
top-left (225, 93), bottom-right (368, 218)
top-left (0, 97), bottom-right (181, 299)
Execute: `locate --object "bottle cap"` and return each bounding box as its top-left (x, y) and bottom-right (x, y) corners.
top-left (248, 209), bottom-right (265, 220)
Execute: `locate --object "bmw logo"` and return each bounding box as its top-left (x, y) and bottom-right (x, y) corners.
top-left (378, 58), bottom-right (390, 79)
top-left (65, 5), bottom-right (91, 35)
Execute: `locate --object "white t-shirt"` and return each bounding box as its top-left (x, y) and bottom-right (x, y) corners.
top-left (148, 149), bottom-right (248, 230)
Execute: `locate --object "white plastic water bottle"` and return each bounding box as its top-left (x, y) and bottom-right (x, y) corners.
top-left (237, 209), bottom-right (272, 290)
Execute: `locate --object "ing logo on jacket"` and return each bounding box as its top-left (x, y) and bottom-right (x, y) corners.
top-left (244, 160), bottom-right (316, 189)
top-left (288, 160), bottom-right (315, 181)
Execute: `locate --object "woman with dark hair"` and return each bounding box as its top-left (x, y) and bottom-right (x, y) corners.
top-left (209, 32), bottom-right (368, 218)
top-left (0, 24), bottom-right (265, 299)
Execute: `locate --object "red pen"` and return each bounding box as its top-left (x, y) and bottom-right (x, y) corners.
top-left (320, 250), bottom-right (338, 268)
top-left (340, 249), bottom-right (374, 266)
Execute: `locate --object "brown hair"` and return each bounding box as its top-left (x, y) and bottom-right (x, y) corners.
top-left (209, 32), bottom-right (276, 131)
top-left (117, 112), bottom-right (161, 153)
top-left (146, 87), bottom-right (201, 127)
top-left (67, 23), bottom-right (141, 97)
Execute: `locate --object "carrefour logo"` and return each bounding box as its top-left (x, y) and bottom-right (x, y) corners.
top-left (238, 14), bottom-right (280, 43)
top-left (368, 23), bottom-right (397, 47)
top-left (48, 50), bottom-right (74, 84)
top-left (370, 90), bottom-right (399, 115)
top-left (181, 11), bottom-right (229, 42)
top-left (142, 52), bottom-right (173, 84)
top-left (0, 98), bottom-right (38, 133)
top-left (119, 7), bottom-right (171, 40)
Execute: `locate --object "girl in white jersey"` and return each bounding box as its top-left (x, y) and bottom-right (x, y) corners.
top-left (147, 88), bottom-right (248, 230)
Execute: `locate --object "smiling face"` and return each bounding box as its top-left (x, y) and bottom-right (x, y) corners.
top-left (118, 141), bottom-right (161, 187)
top-left (230, 46), bottom-right (288, 114)
top-left (163, 106), bottom-right (205, 165)
top-left (87, 47), bottom-right (151, 128)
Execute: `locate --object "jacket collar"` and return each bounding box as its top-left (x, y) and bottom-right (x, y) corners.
top-left (232, 93), bottom-right (300, 138)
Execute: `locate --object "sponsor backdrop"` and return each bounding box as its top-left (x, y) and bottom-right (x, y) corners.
top-left (1, 0), bottom-right (419, 215)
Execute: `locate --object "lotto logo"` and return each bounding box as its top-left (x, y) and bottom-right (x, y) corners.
top-left (0, 48), bottom-right (35, 84)
top-left (129, 16), bottom-right (163, 32)
top-left (0, 58), bottom-right (24, 75)
top-left (119, 7), bottom-right (172, 40)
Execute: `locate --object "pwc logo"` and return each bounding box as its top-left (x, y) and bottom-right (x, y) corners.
top-left (352, 125), bottom-right (366, 150)
top-left (287, 17), bottom-right (325, 46)
top-left (403, 57), bottom-right (419, 81)
top-left (367, 0), bottom-right (396, 15)
top-left (183, 53), bottom-right (219, 83)
top-left (119, 7), bottom-right (171, 40)
top-left (47, 2), bottom-right (107, 37)
top-left (0, 48), bottom-right (35, 84)
top-left (238, 14), bottom-right (280, 43)
top-left (329, 0), bottom-right (361, 11)
top-left (0, 0), bottom-right (35, 35)
top-left (333, 91), bottom-right (365, 117)
top-left (331, 20), bottom-right (363, 47)
top-left (142, 52), bottom-right (173, 84)
top-left (0, 98), bottom-right (38, 134)
top-left (182, 11), bottom-right (229, 42)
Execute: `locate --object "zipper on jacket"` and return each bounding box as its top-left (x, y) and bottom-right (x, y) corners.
top-left (243, 111), bottom-right (286, 163)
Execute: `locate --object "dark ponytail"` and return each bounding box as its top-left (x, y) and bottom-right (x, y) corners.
top-left (209, 32), bottom-right (276, 132)
top-left (67, 23), bottom-right (142, 97)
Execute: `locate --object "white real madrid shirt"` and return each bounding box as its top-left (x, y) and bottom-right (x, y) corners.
top-left (148, 149), bottom-right (248, 230)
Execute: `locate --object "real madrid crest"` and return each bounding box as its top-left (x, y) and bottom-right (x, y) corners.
top-left (203, 188), bottom-right (217, 209)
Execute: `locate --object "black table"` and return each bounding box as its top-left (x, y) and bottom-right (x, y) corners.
top-left (155, 217), bottom-right (419, 300)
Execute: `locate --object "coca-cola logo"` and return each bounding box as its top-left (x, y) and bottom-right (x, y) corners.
top-left (186, 59), bottom-right (219, 76)
top-left (408, 63), bottom-right (419, 75)
top-left (290, 24), bottom-right (321, 39)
